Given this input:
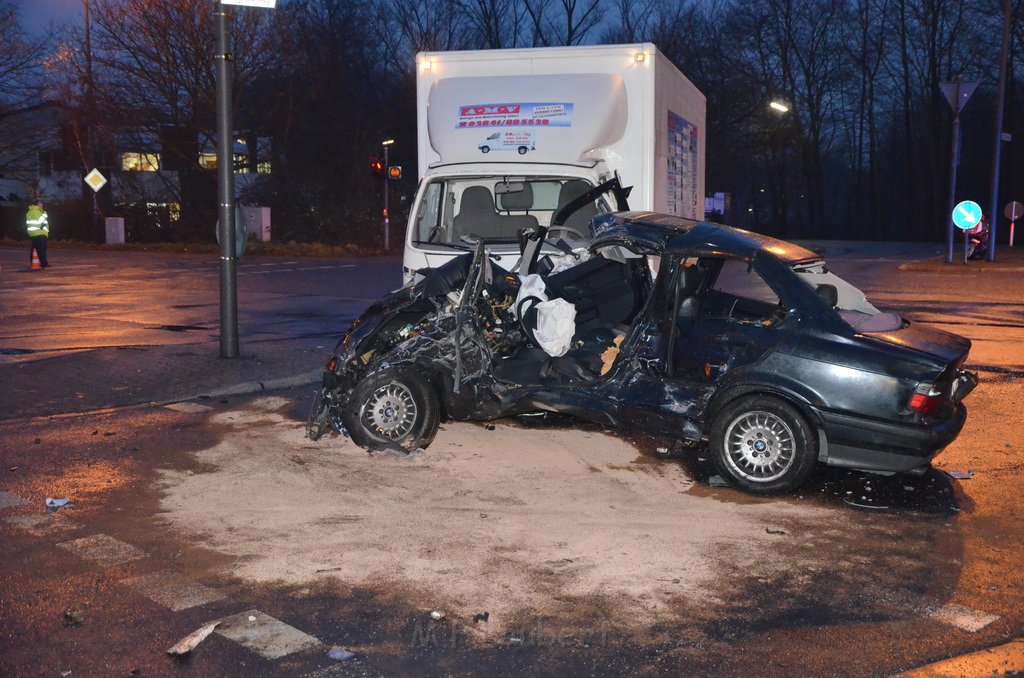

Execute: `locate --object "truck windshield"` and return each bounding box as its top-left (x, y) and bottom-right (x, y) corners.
top-left (412, 176), bottom-right (603, 246)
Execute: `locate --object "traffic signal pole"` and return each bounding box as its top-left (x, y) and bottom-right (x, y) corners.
top-left (215, 2), bottom-right (239, 358)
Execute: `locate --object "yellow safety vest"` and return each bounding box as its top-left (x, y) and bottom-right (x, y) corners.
top-left (26, 205), bottom-right (49, 237)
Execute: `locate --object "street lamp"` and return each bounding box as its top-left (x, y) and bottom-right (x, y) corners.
top-left (381, 139), bottom-right (394, 251)
top-left (769, 100), bottom-right (789, 113)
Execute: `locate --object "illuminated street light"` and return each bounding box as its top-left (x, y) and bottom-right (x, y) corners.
top-left (769, 100), bottom-right (789, 113)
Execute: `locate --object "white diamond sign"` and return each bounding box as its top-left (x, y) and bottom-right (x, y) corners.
top-left (84, 168), bottom-right (107, 193)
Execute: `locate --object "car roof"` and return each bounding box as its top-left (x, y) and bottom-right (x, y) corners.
top-left (590, 212), bottom-right (820, 264)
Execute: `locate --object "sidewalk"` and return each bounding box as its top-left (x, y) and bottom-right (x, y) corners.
top-left (899, 246), bottom-right (1024, 272)
top-left (0, 338), bottom-right (327, 423)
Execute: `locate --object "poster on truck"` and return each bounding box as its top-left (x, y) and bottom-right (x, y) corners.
top-left (666, 110), bottom-right (699, 218)
top-left (456, 102), bottom-right (574, 128)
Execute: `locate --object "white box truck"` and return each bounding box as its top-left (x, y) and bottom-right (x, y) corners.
top-left (403, 43), bottom-right (706, 282)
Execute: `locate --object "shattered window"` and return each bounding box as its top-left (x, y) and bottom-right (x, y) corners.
top-left (702, 258), bottom-right (783, 322)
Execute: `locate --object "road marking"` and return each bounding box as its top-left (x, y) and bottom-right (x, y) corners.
top-left (57, 533), bottom-right (146, 567)
top-left (5, 513), bottom-right (77, 536)
top-left (0, 490), bottom-right (28, 509)
top-left (214, 609), bottom-right (321, 659)
top-left (896, 638), bottom-right (1024, 676)
top-left (121, 571), bottom-right (226, 611)
top-left (928, 603), bottom-right (999, 633)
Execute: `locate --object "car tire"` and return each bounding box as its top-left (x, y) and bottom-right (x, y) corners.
top-left (342, 368), bottom-right (440, 453)
top-left (480, 146), bottom-right (490, 154)
top-left (709, 395), bottom-right (816, 494)
top-left (517, 146), bottom-right (528, 155)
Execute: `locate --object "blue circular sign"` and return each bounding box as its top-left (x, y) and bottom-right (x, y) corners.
top-left (952, 200), bottom-right (983, 230)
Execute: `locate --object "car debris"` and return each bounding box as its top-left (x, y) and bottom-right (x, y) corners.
top-left (944, 469), bottom-right (975, 480)
top-left (308, 176), bottom-right (978, 495)
top-left (430, 610), bottom-right (446, 621)
top-left (45, 497), bottom-right (72, 512)
top-left (62, 608), bottom-right (84, 627)
top-left (473, 611), bottom-right (490, 624)
top-left (327, 646), bottom-right (356, 661)
top-left (167, 621), bottom-right (220, 656)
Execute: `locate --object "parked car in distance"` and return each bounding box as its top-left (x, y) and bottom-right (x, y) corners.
top-left (308, 180), bottom-right (977, 494)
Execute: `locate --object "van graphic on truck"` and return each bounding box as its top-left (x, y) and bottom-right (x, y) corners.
top-left (478, 131), bottom-right (536, 155)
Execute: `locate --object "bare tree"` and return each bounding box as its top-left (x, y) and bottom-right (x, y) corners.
top-left (0, 3), bottom-right (48, 180)
top-left (523, 0), bottom-right (605, 46)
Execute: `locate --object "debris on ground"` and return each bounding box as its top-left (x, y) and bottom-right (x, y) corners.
top-left (766, 528), bottom-right (787, 535)
top-left (473, 611), bottom-right (489, 624)
top-left (327, 646), bottom-right (356, 661)
top-left (945, 469), bottom-right (975, 480)
top-left (707, 475), bottom-right (730, 488)
top-left (46, 497), bottom-right (72, 512)
top-left (484, 424), bottom-right (496, 431)
top-left (62, 608), bottom-right (84, 627)
top-left (430, 610), bottom-right (446, 621)
top-left (167, 621), bottom-right (220, 656)
top-left (842, 498), bottom-right (890, 511)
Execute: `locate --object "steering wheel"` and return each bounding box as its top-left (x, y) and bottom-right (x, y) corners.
top-left (547, 225), bottom-right (587, 241)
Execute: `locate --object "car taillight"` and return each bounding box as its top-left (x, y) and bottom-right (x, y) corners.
top-left (908, 383), bottom-right (947, 415)
top-left (326, 356), bottom-right (338, 373)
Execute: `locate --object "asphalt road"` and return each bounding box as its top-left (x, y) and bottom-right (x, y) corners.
top-left (1, 243), bottom-right (1023, 677)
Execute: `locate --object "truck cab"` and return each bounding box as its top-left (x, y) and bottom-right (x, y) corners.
top-left (404, 44), bottom-right (706, 284)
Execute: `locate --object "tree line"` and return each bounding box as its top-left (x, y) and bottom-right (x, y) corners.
top-left (2, 0), bottom-right (1021, 244)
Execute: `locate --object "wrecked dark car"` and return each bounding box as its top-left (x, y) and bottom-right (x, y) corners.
top-left (308, 179), bottom-right (977, 494)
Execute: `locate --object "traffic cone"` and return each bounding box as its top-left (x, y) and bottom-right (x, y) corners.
top-left (30, 248), bottom-right (42, 270)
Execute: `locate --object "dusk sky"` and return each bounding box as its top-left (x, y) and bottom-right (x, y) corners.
top-left (15, 0), bottom-right (84, 35)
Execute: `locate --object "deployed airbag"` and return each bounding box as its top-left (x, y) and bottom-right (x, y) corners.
top-left (514, 274), bottom-right (577, 357)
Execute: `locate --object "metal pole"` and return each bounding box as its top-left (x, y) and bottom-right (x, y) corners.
top-left (946, 79), bottom-right (961, 264)
top-left (216, 2), bottom-right (239, 358)
top-left (383, 143), bottom-right (390, 251)
top-left (987, 0), bottom-right (1012, 262)
top-left (84, 0), bottom-right (101, 243)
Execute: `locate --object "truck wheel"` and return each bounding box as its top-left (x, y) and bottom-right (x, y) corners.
top-left (517, 146), bottom-right (528, 155)
top-left (709, 396), bottom-right (816, 494)
top-left (480, 146), bottom-right (490, 154)
top-left (343, 369), bottom-right (439, 453)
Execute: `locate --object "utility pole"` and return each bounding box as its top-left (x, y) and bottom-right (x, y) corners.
top-left (987, 0), bottom-right (1012, 262)
top-left (83, 0), bottom-right (101, 242)
top-left (215, 2), bottom-right (238, 358)
top-left (382, 138), bottom-right (394, 251)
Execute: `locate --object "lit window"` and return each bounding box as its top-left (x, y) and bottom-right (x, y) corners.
top-left (199, 152), bottom-right (217, 170)
top-left (234, 154), bottom-right (249, 174)
top-left (257, 160), bottom-right (271, 175)
top-left (122, 152), bottom-right (161, 171)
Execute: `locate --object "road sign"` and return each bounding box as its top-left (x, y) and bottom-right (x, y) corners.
top-left (940, 81), bottom-right (979, 114)
top-left (1004, 201), bottom-right (1023, 222)
top-left (952, 200), bottom-right (982, 230)
top-left (83, 168), bottom-right (107, 193)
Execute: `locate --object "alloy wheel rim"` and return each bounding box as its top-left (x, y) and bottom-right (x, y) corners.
top-left (361, 381), bottom-right (417, 440)
top-left (723, 410), bottom-right (795, 482)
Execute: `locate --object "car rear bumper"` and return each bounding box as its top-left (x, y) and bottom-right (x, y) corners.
top-left (815, 404), bottom-right (968, 473)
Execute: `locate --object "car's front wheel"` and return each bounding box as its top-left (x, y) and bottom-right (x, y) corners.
top-left (709, 395), bottom-right (816, 494)
top-left (343, 369), bottom-right (440, 453)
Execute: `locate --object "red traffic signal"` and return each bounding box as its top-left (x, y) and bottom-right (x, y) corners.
top-left (369, 156), bottom-right (383, 175)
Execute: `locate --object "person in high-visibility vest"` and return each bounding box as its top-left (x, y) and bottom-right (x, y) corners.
top-left (26, 198), bottom-right (49, 268)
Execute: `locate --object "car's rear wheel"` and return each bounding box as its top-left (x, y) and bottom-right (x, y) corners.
top-left (709, 395), bottom-right (816, 494)
top-left (343, 369), bottom-right (440, 453)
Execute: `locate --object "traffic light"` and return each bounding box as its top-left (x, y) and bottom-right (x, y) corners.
top-left (388, 165), bottom-right (402, 180)
top-left (369, 156), bottom-right (383, 175)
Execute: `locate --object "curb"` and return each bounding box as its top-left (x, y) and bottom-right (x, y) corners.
top-left (193, 370), bottom-right (323, 400)
top-left (895, 638), bottom-right (1024, 676)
